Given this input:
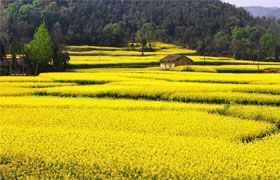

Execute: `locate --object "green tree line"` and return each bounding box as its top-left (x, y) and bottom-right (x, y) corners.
top-left (199, 19), bottom-right (280, 61)
top-left (1, 0), bottom-right (254, 47)
top-left (0, 21), bottom-right (69, 75)
top-left (0, 0), bottom-right (279, 61)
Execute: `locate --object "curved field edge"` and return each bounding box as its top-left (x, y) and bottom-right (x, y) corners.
top-left (1, 127), bottom-right (280, 179)
top-left (1, 96), bottom-right (279, 143)
top-left (32, 90), bottom-right (280, 106)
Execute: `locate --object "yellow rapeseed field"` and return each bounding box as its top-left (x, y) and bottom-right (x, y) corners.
top-left (66, 42), bottom-right (280, 70)
top-left (1, 43), bottom-right (280, 179)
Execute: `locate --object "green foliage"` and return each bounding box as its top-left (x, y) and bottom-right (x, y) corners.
top-left (215, 31), bottom-right (226, 40)
top-left (30, 21), bottom-right (53, 63)
top-left (141, 23), bottom-right (157, 51)
top-left (136, 30), bottom-right (147, 56)
top-left (11, 41), bottom-right (18, 59)
top-left (197, 40), bottom-right (206, 56)
top-left (229, 26), bottom-right (261, 60)
top-left (103, 23), bottom-right (127, 47)
top-left (25, 21), bottom-right (53, 75)
top-left (23, 22), bottom-right (70, 75)
top-left (0, 40), bottom-right (6, 61)
top-left (2, 0), bottom-right (279, 60)
top-left (42, 2), bottom-right (59, 28)
top-left (213, 31), bottom-right (230, 56)
top-left (232, 26), bottom-right (246, 40)
top-left (11, 40), bottom-right (19, 74)
top-left (32, 0), bottom-right (42, 8)
top-left (0, 68), bottom-right (9, 76)
top-left (2, 0), bottom-right (255, 48)
top-left (51, 43), bottom-right (70, 72)
top-left (246, 26), bottom-right (261, 43)
top-left (275, 42), bottom-right (280, 61)
top-left (260, 33), bottom-right (276, 59)
top-left (6, 1), bottom-right (24, 23)
top-left (19, 4), bottom-right (33, 20)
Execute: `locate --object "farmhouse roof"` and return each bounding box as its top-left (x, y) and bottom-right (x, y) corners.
top-left (160, 55), bottom-right (193, 62)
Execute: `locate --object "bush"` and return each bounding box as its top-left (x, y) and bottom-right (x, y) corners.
top-left (0, 68), bottom-right (9, 76)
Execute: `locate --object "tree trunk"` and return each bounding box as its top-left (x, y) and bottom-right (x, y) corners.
top-left (22, 64), bottom-right (24, 75)
top-left (204, 56), bottom-right (206, 65)
top-left (14, 58), bottom-right (17, 75)
top-left (35, 60), bottom-right (39, 76)
top-left (9, 60), bottom-right (12, 75)
top-left (257, 47), bottom-right (260, 73)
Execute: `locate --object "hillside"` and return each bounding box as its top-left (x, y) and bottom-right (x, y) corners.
top-left (269, 9), bottom-right (280, 20)
top-left (1, 0), bottom-right (255, 48)
top-left (244, 6), bottom-right (280, 19)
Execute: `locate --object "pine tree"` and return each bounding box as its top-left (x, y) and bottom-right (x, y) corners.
top-left (27, 21), bottom-right (53, 75)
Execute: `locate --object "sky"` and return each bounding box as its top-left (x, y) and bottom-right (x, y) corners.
top-left (221, 0), bottom-right (280, 8)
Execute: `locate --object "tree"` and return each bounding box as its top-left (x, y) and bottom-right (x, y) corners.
top-left (0, 40), bottom-right (8, 76)
top-left (231, 39), bottom-right (243, 60)
top-left (52, 22), bottom-right (65, 46)
top-left (136, 30), bottom-right (147, 56)
top-left (25, 21), bottom-right (53, 75)
top-left (275, 41), bottom-right (280, 62)
top-left (260, 33), bottom-right (276, 60)
top-left (103, 23), bottom-right (126, 47)
top-left (0, 0), bottom-right (10, 43)
top-left (32, 0), bottom-right (42, 8)
top-left (11, 40), bottom-right (19, 74)
top-left (42, 2), bottom-right (59, 29)
top-left (51, 42), bottom-right (70, 72)
top-left (141, 23), bottom-right (157, 51)
top-left (213, 31), bottom-right (230, 56)
top-left (2, 0), bottom-right (257, 50)
top-left (232, 26), bottom-right (246, 40)
top-left (229, 26), bottom-right (262, 60)
top-left (249, 27), bottom-right (261, 43)
top-left (197, 40), bottom-right (207, 64)
top-left (0, 40), bottom-right (6, 61)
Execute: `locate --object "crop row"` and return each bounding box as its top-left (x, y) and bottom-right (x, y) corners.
top-left (32, 82), bottom-right (280, 106)
top-left (213, 104), bottom-right (280, 125)
top-left (2, 74), bottom-right (280, 106)
top-left (3, 71), bottom-right (280, 85)
top-left (1, 97), bottom-right (280, 179)
top-left (0, 97), bottom-right (278, 179)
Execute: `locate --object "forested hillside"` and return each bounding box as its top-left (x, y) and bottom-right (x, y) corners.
top-left (1, 0), bottom-right (254, 48)
top-left (1, 0), bottom-right (280, 60)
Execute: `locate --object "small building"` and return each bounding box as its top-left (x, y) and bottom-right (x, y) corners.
top-left (160, 55), bottom-right (193, 68)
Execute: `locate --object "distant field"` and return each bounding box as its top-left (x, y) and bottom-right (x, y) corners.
top-left (1, 43), bottom-right (280, 179)
top-left (67, 42), bottom-right (280, 71)
top-left (68, 42), bottom-right (196, 57)
top-left (67, 42), bottom-right (195, 68)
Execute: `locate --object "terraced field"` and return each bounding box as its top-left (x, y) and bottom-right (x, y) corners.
top-left (67, 42), bottom-right (280, 71)
top-left (1, 43), bottom-right (280, 179)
